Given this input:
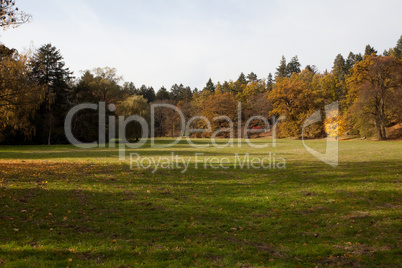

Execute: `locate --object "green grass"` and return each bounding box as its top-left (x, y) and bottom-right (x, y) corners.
top-left (0, 138), bottom-right (401, 267)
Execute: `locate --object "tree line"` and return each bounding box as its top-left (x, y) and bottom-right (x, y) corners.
top-left (1, 36), bottom-right (401, 145)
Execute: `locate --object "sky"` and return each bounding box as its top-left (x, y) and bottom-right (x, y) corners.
top-left (1, 0), bottom-right (402, 90)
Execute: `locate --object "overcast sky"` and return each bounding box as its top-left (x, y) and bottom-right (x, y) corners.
top-left (1, 0), bottom-right (401, 90)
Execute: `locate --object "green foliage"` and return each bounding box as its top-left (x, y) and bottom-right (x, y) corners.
top-left (29, 44), bottom-right (73, 144)
top-left (203, 78), bottom-right (215, 93)
top-left (155, 86), bottom-right (170, 100)
top-left (393, 35), bottom-right (402, 60)
top-left (364, 44), bottom-right (377, 56)
top-left (275, 55), bottom-right (287, 79)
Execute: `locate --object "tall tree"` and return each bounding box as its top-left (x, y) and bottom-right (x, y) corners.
top-left (266, 73), bottom-right (274, 91)
top-left (122, 81), bottom-right (138, 95)
top-left (30, 44), bottom-right (73, 145)
top-left (287, 56), bottom-right (301, 76)
top-left (0, 0), bottom-right (31, 29)
top-left (333, 54), bottom-right (347, 81)
top-left (138, 85), bottom-right (155, 103)
top-left (156, 86), bottom-right (170, 100)
top-left (117, 95), bottom-right (149, 141)
top-left (393, 35), bottom-right (402, 60)
top-left (247, 72), bottom-right (258, 83)
top-left (347, 55), bottom-right (402, 139)
top-left (170, 84), bottom-right (192, 102)
top-left (0, 47), bottom-right (44, 143)
top-left (364, 45), bottom-right (377, 56)
top-left (203, 78), bottom-right (216, 93)
top-left (275, 56), bottom-right (287, 79)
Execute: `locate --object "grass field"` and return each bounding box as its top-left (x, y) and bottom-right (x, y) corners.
top-left (0, 138), bottom-right (401, 267)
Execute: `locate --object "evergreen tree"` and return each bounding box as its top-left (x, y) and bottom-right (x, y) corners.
top-left (203, 78), bottom-right (216, 93)
top-left (394, 35), bottom-right (402, 60)
top-left (156, 86), bottom-right (170, 100)
top-left (139, 85), bottom-right (155, 103)
top-left (346, 52), bottom-right (356, 71)
top-left (236, 72), bottom-right (247, 85)
top-left (364, 45), bottom-right (377, 56)
top-left (275, 56), bottom-right (287, 79)
top-left (123, 81), bottom-right (138, 95)
top-left (287, 56), bottom-right (301, 76)
top-left (30, 43), bottom-right (73, 145)
top-left (266, 73), bottom-right (274, 91)
top-left (247, 72), bottom-right (258, 83)
top-left (332, 54), bottom-right (347, 80)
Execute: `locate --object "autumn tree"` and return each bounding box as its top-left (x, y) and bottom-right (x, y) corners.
top-left (346, 55), bottom-right (402, 139)
top-left (0, 0), bottom-right (31, 29)
top-left (202, 92), bottom-right (238, 137)
top-left (268, 70), bottom-right (324, 138)
top-left (0, 47), bottom-right (44, 143)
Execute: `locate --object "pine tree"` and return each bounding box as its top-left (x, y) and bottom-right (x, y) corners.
top-left (287, 56), bottom-right (301, 76)
top-left (266, 73), bottom-right (273, 91)
top-left (203, 78), bottom-right (216, 93)
top-left (30, 43), bottom-right (73, 145)
top-left (364, 45), bottom-right (377, 56)
top-left (394, 35), bottom-right (402, 60)
top-left (346, 52), bottom-right (356, 71)
top-left (333, 54), bottom-right (347, 80)
top-left (275, 56), bottom-right (287, 79)
top-left (156, 86), bottom-right (170, 100)
top-left (236, 73), bottom-right (247, 85)
top-left (247, 72), bottom-right (258, 83)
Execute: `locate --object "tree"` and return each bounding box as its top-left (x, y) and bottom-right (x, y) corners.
top-left (346, 56), bottom-right (402, 139)
top-left (202, 92), bottom-right (238, 137)
top-left (30, 44), bottom-right (73, 144)
top-left (122, 81), bottom-right (138, 95)
top-left (203, 78), bottom-right (215, 93)
top-left (247, 72), bottom-right (258, 83)
top-left (170, 84), bottom-right (192, 102)
top-left (266, 73), bottom-right (274, 91)
top-left (138, 85), bottom-right (155, 103)
top-left (346, 52), bottom-right (356, 71)
top-left (393, 35), bottom-right (402, 60)
top-left (156, 86), bottom-right (170, 100)
top-left (275, 56), bottom-right (287, 79)
top-left (69, 67), bottom-right (128, 143)
top-left (364, 45), bottom-right (377, 56)
top-left (333, 54), bottom-right (347, 81)
top-left (268, 70), bottom-right (323, 138)
top-left (236, 72), bottom-right (247, 85)
top-left (0, 0), bottom-right (31, 29)
top-left (0, 47), bottom-right (44, 143)
top-left (117, 95), bottom-right (149, 141)
top-left (287, 56), bottom-right (301, 76)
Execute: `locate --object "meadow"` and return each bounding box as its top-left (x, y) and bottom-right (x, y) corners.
top-left (0, 138), bottom-right (401, 267)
